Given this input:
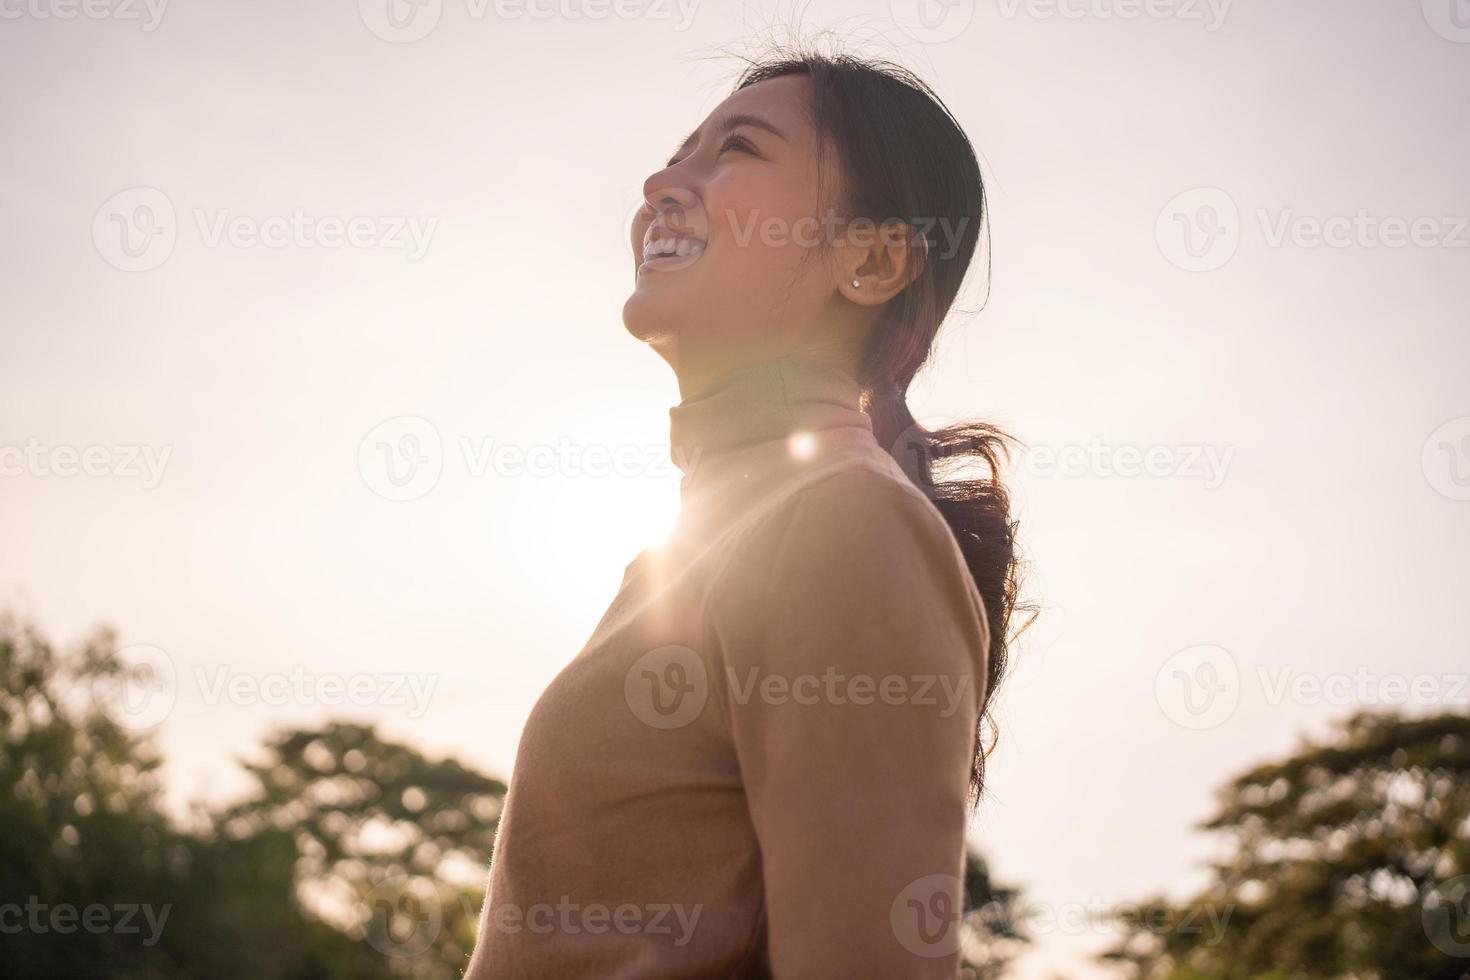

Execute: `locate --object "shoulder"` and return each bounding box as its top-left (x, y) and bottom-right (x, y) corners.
top-left (705, 457), bottom-right (990, 660)
top-left (736, 458), bottom-right (965, 576)
top-left (698, 458), bottom-right (992, 719)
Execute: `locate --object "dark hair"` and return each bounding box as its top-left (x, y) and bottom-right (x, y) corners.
top-left (733, 49), bottom-right (1027, 811)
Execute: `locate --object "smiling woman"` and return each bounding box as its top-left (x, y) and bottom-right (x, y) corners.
top-left (465, 45), bottom-right (1023, 978)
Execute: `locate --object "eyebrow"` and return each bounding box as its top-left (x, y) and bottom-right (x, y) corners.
top-left (668, 112), bottom-right (789, 164)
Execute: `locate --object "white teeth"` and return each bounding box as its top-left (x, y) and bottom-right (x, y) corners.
top-left (642, 238), bottom-right (704, 261)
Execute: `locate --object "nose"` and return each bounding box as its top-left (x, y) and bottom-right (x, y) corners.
top-left (640, 171), bottom-right (702, 237)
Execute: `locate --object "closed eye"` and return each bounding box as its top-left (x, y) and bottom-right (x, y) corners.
top-left (719, 133), bottom-right (757, 156)
top-left (664, 132), bottom-right (759, 168)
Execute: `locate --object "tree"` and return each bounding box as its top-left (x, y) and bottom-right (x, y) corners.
top-left (1105, 710), bottom-right (1470, 979)
top-left (0, 613), bottom-right (181, 978)
top-left (218, 723), bottom-right (507, 980)
top-left (0, 613), bottom-right (503, 980)
top-left (960, 846), bottom-right (1030, 979)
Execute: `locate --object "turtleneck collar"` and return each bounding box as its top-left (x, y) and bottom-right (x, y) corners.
top-left (668, 356), bottom-right (875, 500)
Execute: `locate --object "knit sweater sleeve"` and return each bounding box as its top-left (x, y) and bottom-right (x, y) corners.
top-left (705, 464), bottom-right (990, 977)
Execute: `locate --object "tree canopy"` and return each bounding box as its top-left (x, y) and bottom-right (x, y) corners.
top-left (1107, 710), bottom-right (1470, 979)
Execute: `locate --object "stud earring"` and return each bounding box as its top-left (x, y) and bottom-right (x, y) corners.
top-left (851, 278), bottom-right (861, 288)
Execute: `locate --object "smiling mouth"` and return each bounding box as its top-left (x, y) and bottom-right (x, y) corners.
top-left (640, 237), bottom-right (706, 266)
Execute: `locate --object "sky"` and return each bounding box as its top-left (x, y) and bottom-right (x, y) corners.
top-left (3, 0), bottom-right (1469, 975)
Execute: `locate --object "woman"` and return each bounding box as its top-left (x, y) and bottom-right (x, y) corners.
top-left (465, 49), bottom-right (1020, 978)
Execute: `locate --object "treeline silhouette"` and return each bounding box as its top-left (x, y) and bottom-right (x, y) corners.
top-left (13, 611), bottom-right (1463, 978)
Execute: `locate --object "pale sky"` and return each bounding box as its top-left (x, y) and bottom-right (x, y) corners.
top-left (3, 0), bottom-right (1468, 975)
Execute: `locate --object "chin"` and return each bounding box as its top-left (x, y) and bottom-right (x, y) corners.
top-left (622, 289), bottom-right (675, 345)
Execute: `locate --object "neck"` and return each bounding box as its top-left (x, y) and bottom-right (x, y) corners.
top-left (648, 309), bottom-right (874, 401)
top-left (666, 353), bottom-right (876, 499)
top-left (668, 342), bottom-right (866, 403)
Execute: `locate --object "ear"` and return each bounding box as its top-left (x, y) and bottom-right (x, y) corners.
top-left (837, 219), bottom-right (928, 306)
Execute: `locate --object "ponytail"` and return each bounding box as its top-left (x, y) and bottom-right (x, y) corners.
top-left (737, 48), bottom-right (1029, 811)
top-left (866, 379), bottom-right (1023, 810)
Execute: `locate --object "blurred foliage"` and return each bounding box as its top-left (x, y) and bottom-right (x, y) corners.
top-left (1, 610), bottom-right (1027, 978)
top-left (1105, 710), bottom-right (1470, 979)
top-left (0, 613), bottom-right (504, 979)
top-left (217, 722), bottom-right (506, 979)
top-left (961, 846), bottom-right (1029, 979)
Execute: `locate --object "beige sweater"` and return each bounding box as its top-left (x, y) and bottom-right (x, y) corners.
top-left (464, 356), bottom-right (990, 978)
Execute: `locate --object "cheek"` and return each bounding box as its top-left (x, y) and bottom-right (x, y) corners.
top-left (706, 176), bottom-right (824, 277)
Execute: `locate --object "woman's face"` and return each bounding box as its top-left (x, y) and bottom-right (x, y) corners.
top-left (623, 75), bottom-right (848, 376)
